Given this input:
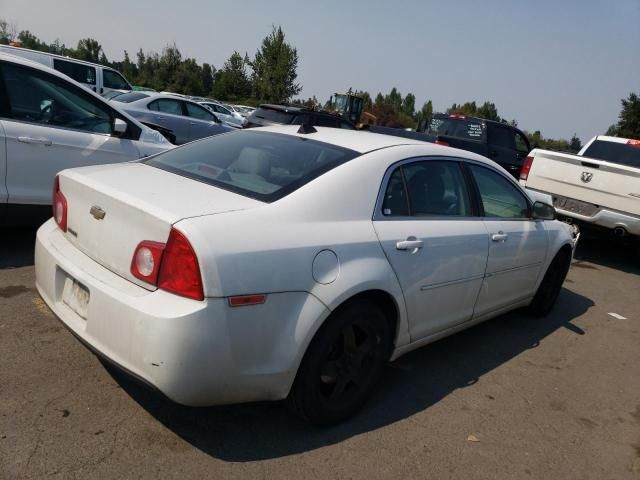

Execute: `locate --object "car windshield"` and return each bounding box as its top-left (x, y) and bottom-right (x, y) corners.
top-left (111, 92), bottom-right (150, 103)
top-left (582, 140), bottom-right (640, 168)
top-left (145, 130), bottom-right (358, 202)
top-left (427, 116), bottom-right (485, 141)
top-left (250, 107), bottom-right (296, 124)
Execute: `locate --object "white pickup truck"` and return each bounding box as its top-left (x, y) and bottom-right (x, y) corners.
top-left (519, 135), bottom-right (640, 238)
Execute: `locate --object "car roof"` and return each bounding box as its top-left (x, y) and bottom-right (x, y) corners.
top-left (254, 125), bottom-right (496, 162)
top-left (0, 45), bottom-right (114, 70)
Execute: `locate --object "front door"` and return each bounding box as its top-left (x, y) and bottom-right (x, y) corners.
top-left (0, 60), bottom-right (139, 205)
top-left (466, 164), bottom-right (548, 317)
top-left (184, 102), bottom-right (218, 141)
top-left (147, 98), bottom-right (189, 144)
top-left (373, 159), bottom-right (489, 340)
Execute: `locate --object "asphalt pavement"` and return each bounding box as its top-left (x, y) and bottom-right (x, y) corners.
top-left (1, 227), bottom-right (639, 479)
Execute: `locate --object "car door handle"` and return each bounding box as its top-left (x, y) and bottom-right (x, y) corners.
top-left (396, 238), bottom-right (424, 251)
top-left (491, 232), bottom-right (508, 242)
top-left (18, 136), bottom-right (52, 146)
top-left (190, 121), bottom-right (197, 125)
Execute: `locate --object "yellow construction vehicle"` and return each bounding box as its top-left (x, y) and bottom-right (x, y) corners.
top-left (331, 91), bottom-right (377, 128)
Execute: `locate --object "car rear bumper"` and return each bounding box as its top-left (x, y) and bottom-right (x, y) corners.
top-left (35, 219), bottom-right (329, 406)
top-left (525, 188), bottom-right (640, 236)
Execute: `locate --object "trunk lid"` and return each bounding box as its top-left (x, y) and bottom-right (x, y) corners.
top-left (526, 150), bottom-right (640, 216)
top-left (58, 162), bottom-right (262, 289)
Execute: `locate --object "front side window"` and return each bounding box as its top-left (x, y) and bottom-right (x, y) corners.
top-left (382, 161), bottom-right (471, 217)
top-left (185, 102), bottom-right (216, 121)
top-left (469, 165), bottom-right (529, 218)
top-left (53, 59), bottom-right (96, 85)
top-left (145, 130), bottom-right (358, 202)
top-left (148, 99), bottom-right (183, 115)
top-left (1, 62), bottom-right (113, 134)
top-left (103, 69), bottom-right (131, 90)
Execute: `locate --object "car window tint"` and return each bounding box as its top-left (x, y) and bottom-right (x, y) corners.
top-left (1, 62), bottom-right (113, 134)
top-left (403, 161), bottom-right (471, 216)
top-left (53, 59), bottom-right (96, 85)
top-left (145, 130), bottom-right (358, 202)
top-left (185, 102), bottom-right (216, 121)
top-left (313, 116), bottom-right (339, 128)
top-left (111, 92), bottom-right (149, 103)
top-left (382, 168), bottom-right (409, 216)
top-left (103, 70), bottom-right (130, 90)
top-left (149, 99), bottom-right (183, 115)
top-left (218, 105), bottom-right (231, 115)
top-left (488, 125), bottom-right (515, 149)
top-left (514, 131), bottom-right (529, 155)
top-left (427, 116), bottom-right (484, 141)
top-left (251, 107), bottom-right (295, 124)
top-left (469, 165), bottom-right (529, 218)
top-left (582, 140), bottom-right (640, 168)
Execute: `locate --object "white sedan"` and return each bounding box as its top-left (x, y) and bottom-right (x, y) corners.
top-left (35, 126), bottom-right (576, 425)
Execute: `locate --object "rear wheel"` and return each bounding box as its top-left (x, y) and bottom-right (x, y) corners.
top-left (287, 301), bottom-right (391, 426)
top-left (527, 249), bottom-right (572, 317)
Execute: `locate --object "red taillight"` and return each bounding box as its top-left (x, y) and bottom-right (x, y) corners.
top-left (52, 176), bottom-right (67, 232)
top-left (627, 139), bottom-right (640, 147)
top-left (131, 241), bottom-right (165, 284)
top-left (448, 114), bottom-right (466, 119)
top-left (157, 229), bottom-right (204, 301)
top-left (434, 138), bottom-right (449, 146)
top-left (130, 229), bottom-right (204, 301)
top-left (228, 294), bottom-right (266, 307)
top-left (520, 155), bottom-right (534, 181)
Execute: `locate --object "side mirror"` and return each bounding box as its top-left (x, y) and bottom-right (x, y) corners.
top-left (112, 118), bottom-right (127, 136)
top-left (532, 201), bottom-right (556, 221)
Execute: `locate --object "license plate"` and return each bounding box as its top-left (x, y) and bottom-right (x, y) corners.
top-left (552, 196), bottom-right (598, 216)
top-left (61, 276), bottom-right (90, 319)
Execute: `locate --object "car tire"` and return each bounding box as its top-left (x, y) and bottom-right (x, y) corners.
top-left (527, 249), bottom-right (572, 317)
top-left (287, 301), bottom-right (391, 426)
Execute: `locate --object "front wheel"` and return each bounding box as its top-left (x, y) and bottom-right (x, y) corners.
top-left (527, 249), bottom-right (572, 317)
top-left (287, 301), bottom-right (391, 426)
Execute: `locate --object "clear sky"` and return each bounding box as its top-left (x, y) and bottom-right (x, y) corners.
top-left (3, 0), bottom-right (639, 142)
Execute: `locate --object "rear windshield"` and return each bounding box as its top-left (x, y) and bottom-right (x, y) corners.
top-left (144, 130), bottom-right (358, 202)
top-left (427, 116), bottom-right (485, 141)
top-left (250, 107), bottom-right (295, 124)
top-left (111, 92), bottom-right (149, 103)
top-left (582, 140), bottom-right (640, 168)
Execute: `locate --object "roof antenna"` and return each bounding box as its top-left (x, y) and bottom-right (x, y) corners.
top-left (297, 123), bottom-right (317, 134)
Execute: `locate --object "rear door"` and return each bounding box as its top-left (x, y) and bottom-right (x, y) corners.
top-left (0, 60), bottom-right (140, 206)
top-left (467, 163), bottom-right (547, 317)
top-left (147, 98), bottom-right (189, 144)
top-left (373, 158), bottom-right (489, 340)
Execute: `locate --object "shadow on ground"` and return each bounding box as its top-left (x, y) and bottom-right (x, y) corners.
top-left (573, 230), bottom-right (640, 275)
top-left (105, 287), bottom-right (593, 462)
top-left (0, 227), bottom-right (38, 269)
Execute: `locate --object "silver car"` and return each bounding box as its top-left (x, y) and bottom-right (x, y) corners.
top-left (198, 101), bottom-right (247, 128)
top-left (110, 92), bottom-right (232, 144)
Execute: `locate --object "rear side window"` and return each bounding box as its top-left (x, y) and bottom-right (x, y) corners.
top-left (251, 107), bottom-right (295, 124)
top-left (469, 165), bottom-right (529, 218)
top-left (53, 59), bottom-right (96, 85)
top-left (582, 140), bottom-right (640, 168)
top-left (112, 92), bottom-right (149, 103)
top-left (382, 161), bottom-right (471, 217)
top-left (487, 125), bottom-right (516, 150)
top-left (103, 70), bottom-right (131, 90)
top-left (145, 130), bottom-right (358, 202)
top-left (148, 99), bottom-right (183, 115)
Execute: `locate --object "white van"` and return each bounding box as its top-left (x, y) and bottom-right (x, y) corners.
top-left (0, 45), bottom-right (133, 96)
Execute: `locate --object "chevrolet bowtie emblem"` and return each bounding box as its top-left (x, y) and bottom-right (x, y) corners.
top-left (90, 205), bottom-right (106, 220)
top-left (580, 172), bottom-right (593, 183)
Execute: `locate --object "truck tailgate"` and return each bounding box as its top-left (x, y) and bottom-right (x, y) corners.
top-left (525, 150), bottom-right (640, 216)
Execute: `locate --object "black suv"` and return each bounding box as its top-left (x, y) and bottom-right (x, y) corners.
top-left (246, 104), bottom-right (356, 130)
top-left (371, 113), bottom-right (531, 178)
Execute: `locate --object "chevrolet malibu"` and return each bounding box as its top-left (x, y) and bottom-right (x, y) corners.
top-left (35, 126), bottom-right (575, 425)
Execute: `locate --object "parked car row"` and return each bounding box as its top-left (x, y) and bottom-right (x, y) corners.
top-left (0, 52), bottom-right (174, 226)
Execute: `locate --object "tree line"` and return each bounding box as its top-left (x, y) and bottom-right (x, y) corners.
top-left (2, 18), bottom-right (638, 151)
